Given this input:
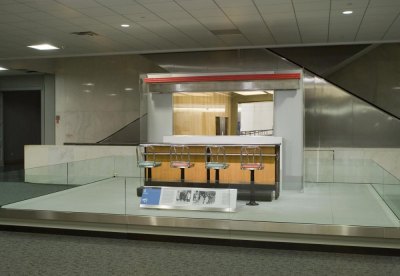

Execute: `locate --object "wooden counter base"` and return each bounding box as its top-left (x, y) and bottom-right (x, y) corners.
top-left (139, 143), bottom-right (281, 200)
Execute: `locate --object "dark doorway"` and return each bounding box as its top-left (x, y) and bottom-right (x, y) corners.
top-left (3, 91), bottom-right (41, 167)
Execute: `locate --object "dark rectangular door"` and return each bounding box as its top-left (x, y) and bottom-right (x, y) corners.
top-left (3, 90), bottom-right (41, 166)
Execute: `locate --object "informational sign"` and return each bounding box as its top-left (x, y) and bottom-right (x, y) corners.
top-left (140, 187), bottom-right (237, 212)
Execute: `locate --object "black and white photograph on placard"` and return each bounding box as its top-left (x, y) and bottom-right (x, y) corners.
top-left (176, 190), bottom-right (192, 203)
top-left (193, 191), bottom-right (216, 205)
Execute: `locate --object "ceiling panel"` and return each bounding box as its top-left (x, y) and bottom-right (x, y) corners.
top-left (155, 11), bottom-right (193, 20)
top-left (369, 0), bottom-right (400, 7)
top-left (185, 9), bottom-right (226, 18)
top-left (256, 4), bottom-right (294, 14)
top-left (0, 0), bottom-right (397, 59)
top-left (0, 3), bottom-right (37, 13)
top-left (330, 0), bottom-right (369, 10)
top-left (217, 34), bottom-right (250, 46)
top-left (140, 2), bottom-right (185, 13)
top-left (106, 4), bottom-right (149, 15)
top-left (215, 0), bottom-right (254, 7)
top-left (123, 13), bottom-right (160, 22)
top-left (175, 0), bottom-right (217, 10)
top-left (77, 7), bottom-right (119, 17)
top-left (57, 0), bottom-right (100, 9)
top-left (0, 14), bottom-right (25, 23)
top-left (293, 1), bottom-right (330, 12)
top-left (220, 6), bottom-right (260, 17)
top-left (45, 7), bottom-right (84, 19)
top-left (196, 16), bottom-right (236, 30)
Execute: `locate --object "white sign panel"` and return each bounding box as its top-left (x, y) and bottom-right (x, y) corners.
top-left (140, 187), bottom-right (237, 212)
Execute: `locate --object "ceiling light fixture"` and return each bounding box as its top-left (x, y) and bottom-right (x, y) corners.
top-left (0, 66), bottom-right (8, 70)
top-left (342, 10), bottom-right (353, 15)
top-left (28, 43), bottom-right (59, 50)
top-left (121, 24), bottom-right (130, 28)
top-left (124, 87), bottom-right (133, 91)
top-left (392, 86), bottom-right (400, 90)
top-left (82, 82), bottom-right (94, 86)
top-left (234, 91), bottom-right (267, 96)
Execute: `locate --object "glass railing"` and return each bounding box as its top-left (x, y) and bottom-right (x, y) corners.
top-left (305, 150), bottom-right (400, 220)
top-left (1, 153), bottom-right (400, 231)
top-left (0, 156), bottom-right (121, 207)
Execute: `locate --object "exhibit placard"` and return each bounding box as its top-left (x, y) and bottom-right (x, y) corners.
top-left (140, 187), bottom-right (237, 212)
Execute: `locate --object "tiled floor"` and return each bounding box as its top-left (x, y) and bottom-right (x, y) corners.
top-left (4, 177), bottom-right (399, 228)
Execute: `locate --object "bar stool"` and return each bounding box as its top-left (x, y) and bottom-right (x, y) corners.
top-left (169, 145), bottom-right (194, 185)
top-left (205, 145), bottom-right (229, 185)
top-left (136, 145), bottom-right (161, 185)
top-left (240, 146), bottom-right (264, 206)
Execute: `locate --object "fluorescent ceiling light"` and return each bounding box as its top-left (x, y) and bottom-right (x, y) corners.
top-left (0, 66), bottom-right (8, 70)
top-left (28, 43), bottom-right (59, 50)
top-left (234, 91), bottom-right (267, 96)
top-left (121, 24), bottom-right (130, 27)
top-left (108, 93), bottom-right (117, 96)
top-left (342, 10), bottom-right (353, 15)
top-left (392, 86), bottom-right (400, 90)
top-left (174, 107), bottom-right (225, 113)
top-left (124, 87), bottom-right (133, 91)
top-left (82, 82), bottom-right (94, 86)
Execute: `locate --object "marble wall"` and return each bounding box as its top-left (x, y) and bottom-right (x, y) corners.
top-left (54, 55), bottom-right (164, 144)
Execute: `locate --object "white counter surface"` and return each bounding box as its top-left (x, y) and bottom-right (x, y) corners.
top-left (162, 135), bottom-right (282, 145)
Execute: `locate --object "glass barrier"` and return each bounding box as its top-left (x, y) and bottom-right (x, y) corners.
top-left (67, 156), bottom-right (115, 185)
top-left (0, 163), bottom-right (68, 207)
top-left (0, 156), bottom-right (118, 209)
top-left (305, 150), bottom-right (400, 225)
top-left (1, 153), bottom-right (400, 234)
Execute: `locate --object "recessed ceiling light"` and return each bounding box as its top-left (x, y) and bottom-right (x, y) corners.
top-left (82, 82), bottom-right (94, 86)
top-left (392, 86), bottom-right (400, 90)
top-left (28, 43), bottom-right (59, 50)
top-left (234, 91), bottom-right (267, 96)
top-left (0, 66), bottom-right (8, 70)
top-left (83, 90), bottom-right (91, 93)
top-left (124, 87), bottom-right (133, 91)
top-left (342, 10), bottom-right (353, 15)
top-left (121, 24), bottom-right (130, 28)
top-left (108, 93), bottom-right (117, 96)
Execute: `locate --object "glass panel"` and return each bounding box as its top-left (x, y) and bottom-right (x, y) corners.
top-left (2, 157), bottom-right (127, 215)
top-left (67, 156), bottom-right (115, 185)
top-left (381, 170), bottom-right (400, 219)
top-left (304, 150), bottom-right (334, 182)
top-left (0, 164), bottom-right (69, 206)
top-left (333, 159), bottom-right (383, 184)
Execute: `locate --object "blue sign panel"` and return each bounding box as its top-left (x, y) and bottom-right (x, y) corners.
top-left (140, 187), bottom-right (161, 205)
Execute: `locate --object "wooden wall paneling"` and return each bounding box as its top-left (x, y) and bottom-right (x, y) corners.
top-left (146, 145), bottom-right (276, 185)
top-left (173, 93), bottom-right (231, 135)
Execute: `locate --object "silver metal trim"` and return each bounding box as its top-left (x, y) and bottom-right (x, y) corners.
top-left (1, 208), bottom-right (399, 239)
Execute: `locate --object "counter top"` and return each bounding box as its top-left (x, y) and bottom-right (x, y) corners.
top-left (162, 135), bottom-right (282, 145)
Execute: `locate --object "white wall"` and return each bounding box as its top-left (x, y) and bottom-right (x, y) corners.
top-left (240, 101), bottom-right (274, 132)
top-left (274, 89), bottom-right (304, 189)
top-left (147, 93), bottom-right (173, 143)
